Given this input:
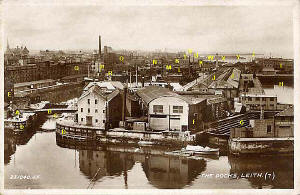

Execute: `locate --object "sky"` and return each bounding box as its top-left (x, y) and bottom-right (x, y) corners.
top-left (3, 5), bottom-right (294, 58)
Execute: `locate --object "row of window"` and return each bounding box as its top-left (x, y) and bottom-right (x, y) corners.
top-left (80, 118), bottom-right (105, 123)
top-left (153, 105), bottom-right (183, 113)
top-left (87, 99), bottom-right (98, 104)
top-left (246, 97), bottom-right (275, 101)
top-left (81, 108), bottom-right (105, 113)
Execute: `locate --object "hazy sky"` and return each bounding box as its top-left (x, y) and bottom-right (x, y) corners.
top-left (4, 5), bottom-right (294, 57)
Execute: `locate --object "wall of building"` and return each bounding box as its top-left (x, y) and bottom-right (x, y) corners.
top-left (253, 119), bottom-right (274, 138)
top-left (77, 93), bottom-right (106, 129)
top-left (148, 96), bottom-right (189, 131)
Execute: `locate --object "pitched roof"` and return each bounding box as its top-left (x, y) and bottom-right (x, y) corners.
top-left (79, 84), bottom-right (119, 102)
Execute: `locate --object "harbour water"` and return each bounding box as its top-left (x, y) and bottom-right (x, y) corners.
top-left (4, 116), bottom-right (294, 189)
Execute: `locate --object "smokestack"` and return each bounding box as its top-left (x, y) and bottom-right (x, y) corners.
top-left (99, 35), bottom-right (101, 58)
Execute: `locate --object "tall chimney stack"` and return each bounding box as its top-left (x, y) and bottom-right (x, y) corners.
top-left (99, 35), bottom-right (101, 58)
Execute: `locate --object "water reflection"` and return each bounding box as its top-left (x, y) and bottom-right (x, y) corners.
top-left (228, 155), bottom-right (294, 189)
top-left (142, 155), bottom-right (206, 189)
top-left (4, 112), bottom-right (294, 189)
top-left (79, 150), bottom-right (135, 188)
top-left (263, 85), bottom-right (294, 104)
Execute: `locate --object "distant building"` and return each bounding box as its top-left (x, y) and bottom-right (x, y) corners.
top-left (240, 94), bottom-right (277, 111)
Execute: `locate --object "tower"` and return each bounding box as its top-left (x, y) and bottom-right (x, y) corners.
top-left (99, 35), bottom-right (101, 58)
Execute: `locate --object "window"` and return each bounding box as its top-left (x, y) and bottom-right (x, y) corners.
top-left (103, 120), bottom-right (105, 123)
top-left (153, 105), bottom-right (163, 113)
top-left (173, 106), bottom-right (183, 113)
top-left (81, 118), bottom-right (83, 122)
top-left (103, 110), bottom-right (105, 113)
top-left (270, 97), bottom-right (274, 101)
top-left (95, 109), bottom-right (98, 113)
top-left (88, 108), bottom-right (90, 113)
top-left (88, 99), bottom-right (90, 104)
top-left (95, 99), bottom-right (98, 104)
top-left (267, 125), bottom-right (272, 133)
top-left (95, 119), bottom-right (98, 123)
top-left (81, 108), bottom-right (83, 112)
top-left (248, 97), bottom-right (252, 101)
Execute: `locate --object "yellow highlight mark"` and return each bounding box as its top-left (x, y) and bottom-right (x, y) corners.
top-left (193, 119), bottom-right (195, 124)
top-left (212, 75), bottom-right (215, 80)
top-left (178, 67), bottom-right (181, 72)
top-left (279, 82), bottom-right (284, 86)
top-left (15, 110), bottom-right (20, 115)
top-left (20, 124), bottom-right (24, 129)
top-left (240, 120), bottom-right (244, 125)
top-left (8, 92), bottom-right (11, 97)
top-left (166, 65), bottom-right (172, 70)
top-left (48, 109), bottom-right (52, 114)
top-left (252, 52), bottom-right (255, 57)
top-left (222, 56), bottom-right (226, 61)
top-left (153, 60), bottom-right (158, 65)
top-left (236, 54), bottom-right (240, 60)
top-left (194, 52), bottom-right (198, 58)
top-left (207, 55), bottom-right (214, 61)
top-left (74, 66), bottom-right (79, 71)
top-left (188, 49), bottom-right (192, 54)
top-left (175, 59), bottom-right (179, 64)
top-left (119, 56), bottom-right (124, 62)
top-left (108, 71), bottom-right (113, 76)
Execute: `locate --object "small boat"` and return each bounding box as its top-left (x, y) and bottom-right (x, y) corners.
top-left (185, 145), bottom-right (219, 156)
top-left (138, 140), bottom-right (154, 146)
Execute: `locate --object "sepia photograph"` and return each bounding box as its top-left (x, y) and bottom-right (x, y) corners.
top-left (1, 0), bottom-right (298, 194)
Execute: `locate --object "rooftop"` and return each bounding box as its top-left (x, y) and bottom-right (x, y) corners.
top-left (275, 106), bottom-right (293, 117)
top-left (14, 79), bottom-right (55, 88)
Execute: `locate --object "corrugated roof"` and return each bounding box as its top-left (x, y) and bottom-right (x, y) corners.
top-left (136, 86), bottom-right (175, 105)
top-left (136, 86), bottom-right (204, 105)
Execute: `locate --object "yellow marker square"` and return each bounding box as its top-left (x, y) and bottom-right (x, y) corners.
top-left (15, 110), bottom-right (20, 115)
top-left (188, 49), bottom-right (192, 54)
top-left (74, 66), bottom-right (79, 71)
top-left (166, 65), bottom-right (172, 70)
top-left (236, 54), bottom-right (240, 60)
top-left (153, 60), bottom-right (158, 65)
top-left (175, 59), bottom-right (179, 63)
top-left (222, 56), bottom-right (226, 61)
top-left (108, 71), bottom-right (112, 76)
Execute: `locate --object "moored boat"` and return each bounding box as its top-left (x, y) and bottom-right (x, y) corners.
top-left (185, 145), bottom-right (220, 156)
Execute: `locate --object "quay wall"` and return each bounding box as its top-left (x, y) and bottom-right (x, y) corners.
top-left (228, 138), bottom-right (293, 156)
top-left (14, 82), bottom-right (84, 105)
top-left (56, 121), bottom-right (195, 146)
